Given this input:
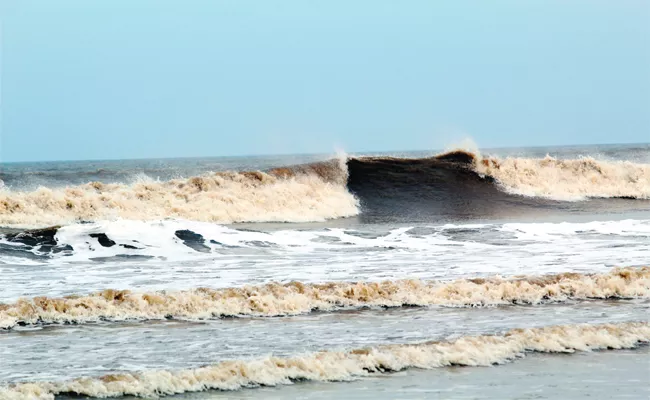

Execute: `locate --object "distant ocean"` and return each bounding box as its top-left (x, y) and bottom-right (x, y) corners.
top-left (1, 143), bottom-right (649, 399)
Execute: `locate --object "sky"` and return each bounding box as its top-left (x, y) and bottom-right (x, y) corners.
top-left (1, 0), bottom-right (649, 162)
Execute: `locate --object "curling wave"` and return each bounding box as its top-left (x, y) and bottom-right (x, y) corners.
top-left (2, 321), bottom-right (648, 399)
top-left (1, 150), bottom-right (649, 227)
top-left (2, 267), bottom-right (647, 329)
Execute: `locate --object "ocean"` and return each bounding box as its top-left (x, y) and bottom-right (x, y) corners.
top-left (0, 143), bottom-right (649, 399)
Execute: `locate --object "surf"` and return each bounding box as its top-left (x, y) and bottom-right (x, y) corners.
top-left (2, 267), bottom-right (647, 329)
top-left (0, 150), bottom-right (648, 228)
top-left (2, 321), bottom-right (648, 399)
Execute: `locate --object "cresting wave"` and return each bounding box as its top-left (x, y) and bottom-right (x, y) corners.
top-left (3, 322), bottom-right (648, 399)
top-left (475, 155), bottom-right (650, 201)
top-left (0, 160), bottom-right (356, 227)
top-left (2, 268), bottom-right (647, 329)
top-left (0, 150), bottom-right (648, 227)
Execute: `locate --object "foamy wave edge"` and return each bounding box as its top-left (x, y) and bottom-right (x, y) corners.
top-left (2, 267), bottom-right (648, 329)
top-left (3, 321), bottom-right (648, 399)
top-left (2, 152), bottom-right (648, 227)
top-left (0, 159), bottom-right (358, 227)
top-left (475, 155), bottom-right (650, 201)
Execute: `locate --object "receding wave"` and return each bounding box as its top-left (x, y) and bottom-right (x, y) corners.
top-left (1, 151), bottom-right (649, 227)
top-left (2, 267), bottom-right (647, 329)
top-left (2, 322), bottom-right (648, 399)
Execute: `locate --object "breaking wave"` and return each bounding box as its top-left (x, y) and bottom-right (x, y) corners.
top-left (476, 155), bottom-right (650, 201)
top-left (2, 322), bottom-right (648, 399)
top-left (0, 160), bottom-right (356, 228)
top-left (0, 151), bottom-right (649, 227)
top-left (2, 267), bottom-right (647, 329)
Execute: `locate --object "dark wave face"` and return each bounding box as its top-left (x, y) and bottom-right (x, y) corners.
top-left (346, 152), bottom-right (650, 224)
top-left (3, 148), bottom-right (649, 260)
top-left (347, 154), bottom-right (516, 223)
top-left (0, 144), bottom-right (648, 233)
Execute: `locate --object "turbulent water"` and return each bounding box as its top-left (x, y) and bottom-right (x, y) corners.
top-left (1, 143), bottom-right (649, 399)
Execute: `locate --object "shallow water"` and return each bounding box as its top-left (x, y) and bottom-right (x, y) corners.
top-left (174, 347), bottom-right (649, 400)
top-left (3, 301), bottom-right (647, 383)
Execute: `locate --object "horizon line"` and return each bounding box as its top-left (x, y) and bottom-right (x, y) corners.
top-left (1, 141), bottom-right (648, 165)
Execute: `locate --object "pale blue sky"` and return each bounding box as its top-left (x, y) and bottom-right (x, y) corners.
top-left (1, 0), bottom-right (649, 162)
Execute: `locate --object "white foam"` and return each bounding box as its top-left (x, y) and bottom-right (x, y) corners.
top-left (2, 322), bottom-right (648, 399)
top-left (476, 155), bottom-right (650, 200)
top-left (0, 167), bottom-right (358, 228)
top-left (1, 267), bottom-right (647, 329)
top-left (2, 219), bottom-right (649, 302)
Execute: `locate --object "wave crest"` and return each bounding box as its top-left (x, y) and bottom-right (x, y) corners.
top-left (1, 150), bottom-right (649, 227)
top-left (3, 322), bottom-right (648, 399)
top-left (476, 155), bottom-right (650, 200)
top-left (0, 160), bottom-right (357, 227)
top-left (2, 267), bottom-right (647, 329)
